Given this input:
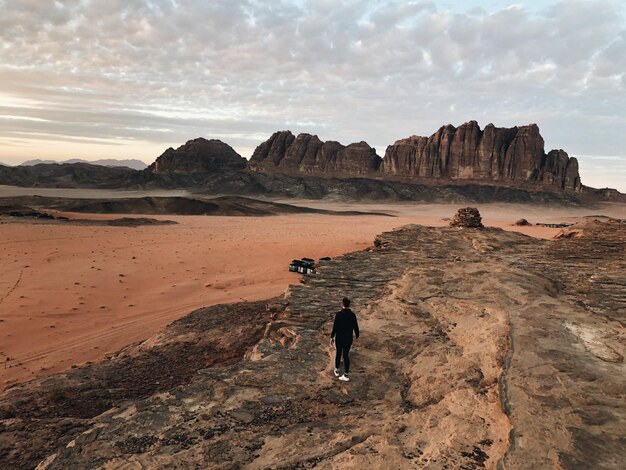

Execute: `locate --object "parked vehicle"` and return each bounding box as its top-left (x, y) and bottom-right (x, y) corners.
top-left (289, 257), bottom-right (316, 274)
top-left (289, 259), bottom-right (304, 272)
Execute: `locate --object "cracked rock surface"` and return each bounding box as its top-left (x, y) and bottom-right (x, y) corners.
top-left (1, 218), bottom-right (624, 469)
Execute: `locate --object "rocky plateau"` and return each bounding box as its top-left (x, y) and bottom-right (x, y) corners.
top-left (1, 216), bottom-right (624, 469)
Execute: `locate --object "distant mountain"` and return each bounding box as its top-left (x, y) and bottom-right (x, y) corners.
top-left (149, 138), bottom-right (247, 173)
top-left (19, 159), bottom-right (56, 165)
top-left (20, 158), bottom-right (148, 170)
top-left (0, 162), bottom-right (144, 188)
top-left (0, 124), bottom-right (623, 203)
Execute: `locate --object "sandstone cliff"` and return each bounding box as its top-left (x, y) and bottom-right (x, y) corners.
top-left (249, 123), bottom-right (583, 192)
top-left (149, 137), bottom-right (246, 174)
top-left (249, 131), bottom-right (382, 176)
top-left (382, 121), bottom-right (582, 191)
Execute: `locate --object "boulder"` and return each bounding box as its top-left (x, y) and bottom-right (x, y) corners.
top-left (450, 207), bottom-right (484, 228)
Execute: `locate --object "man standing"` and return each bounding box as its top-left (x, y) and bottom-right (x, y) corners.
top-left (330, 297), bottom-right (360, 382)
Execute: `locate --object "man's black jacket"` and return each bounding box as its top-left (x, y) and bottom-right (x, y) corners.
top-left (330, 308), bottom-right (359, 343)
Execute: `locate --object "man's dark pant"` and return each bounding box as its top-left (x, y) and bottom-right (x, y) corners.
top-left (335, 340), bottom-right (352, 374)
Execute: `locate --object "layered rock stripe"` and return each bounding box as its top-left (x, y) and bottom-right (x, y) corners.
top-left (1, 219), bottom-right (624, 468)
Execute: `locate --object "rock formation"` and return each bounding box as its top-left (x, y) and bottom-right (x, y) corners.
top-left (382, 121), bottom-right (582, 192)
top-left (249, 131), bottom-right (382, 176)
top-left (149, 138), bottom-right (246, 174)
top-left (585, 187), bottom-right (624, 199)
top-left (450, 207), bottom-right (483, 228)
top-left (248, 122), bottom-right (583, 192)
top-left (3, 122), bottom-right (620, 200)
top-left (2, 219), bottom-right (624, 468)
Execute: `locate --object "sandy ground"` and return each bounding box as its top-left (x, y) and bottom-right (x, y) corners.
top-left (1, 197), bottom-right (624, 390)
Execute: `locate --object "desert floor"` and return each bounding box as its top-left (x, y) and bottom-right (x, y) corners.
top-left (1, 192), bottom-right (624, 390)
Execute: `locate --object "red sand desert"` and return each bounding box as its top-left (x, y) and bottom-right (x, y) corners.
top-left (1, 201), bottom-right (624, 390)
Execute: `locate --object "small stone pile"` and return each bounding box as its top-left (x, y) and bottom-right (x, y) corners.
top-left (515, 219), bottom-right (531, 226)
top-left (450, 207), bottom-right (483, 228)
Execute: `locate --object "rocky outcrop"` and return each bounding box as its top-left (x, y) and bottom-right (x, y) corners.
top-left (249, 131), bottom-right (382, 176)
top-left (450, 207), bottom-right (483, 228)
top-left (149, 138), bottom-right (246, 174)
top-left (582, 186), bottom-right (626, 201)
top-left (2, 219), bottom-right (624, 469)
top-left (541, 149), bottom-right (581, 190)
top-left (382, 121), bottom-right (582, 191)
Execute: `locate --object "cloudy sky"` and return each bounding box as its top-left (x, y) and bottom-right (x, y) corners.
top-left (0, 0), bottom-right (624, 190)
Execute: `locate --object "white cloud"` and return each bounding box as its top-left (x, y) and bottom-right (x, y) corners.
top-left (574, 154), bottom-right (626, 191)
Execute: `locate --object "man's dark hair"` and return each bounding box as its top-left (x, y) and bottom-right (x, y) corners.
top-left (342, 297), bottom-right (351, 308)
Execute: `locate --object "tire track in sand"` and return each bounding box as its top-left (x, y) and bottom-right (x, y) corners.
top-left (0, 269), bottom-right (22, 306)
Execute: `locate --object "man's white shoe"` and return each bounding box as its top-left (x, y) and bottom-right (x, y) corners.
top-left (339, 374), bottom-right (350, 382)
top-left (333, 368), bottom-right (340, 377)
